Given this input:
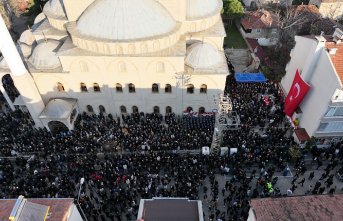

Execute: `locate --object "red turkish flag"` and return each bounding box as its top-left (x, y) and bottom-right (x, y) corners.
top-left (284, 69), bottom-right (311, 117)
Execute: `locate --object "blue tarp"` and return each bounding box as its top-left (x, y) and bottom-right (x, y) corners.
top-left (234, 73), bottom-right (267, 83)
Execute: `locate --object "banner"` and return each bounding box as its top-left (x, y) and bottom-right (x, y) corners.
top-left (284, 69), bottom-right (311, 117)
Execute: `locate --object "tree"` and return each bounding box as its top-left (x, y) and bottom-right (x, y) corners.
top-left (222, 0), bottom-right (243, 25)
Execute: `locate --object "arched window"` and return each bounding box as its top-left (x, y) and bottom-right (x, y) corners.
top-left (128, 83), bottom-right (135, 93)
top-left (80, 61), bottom-right (89, 72)
top-left (93, 83), bottom-right (101, 92)
top-left (116, 45), bottom-right (123, 54)
top-left (199, 107), bottom-right (205, 114)
top-left (165, 84), bottom-right (172, 93)
top-left (132, 106), bottom-right (139, 113)
top-left (187, 84), bottom-right (194, 94)
top-left (118, 61), bottom-right (127, 73)
top-left (153, 40), bottom-right (160, 51)
top-left (116, 83), bottom-right (123, 93)
top-left (156, 62), bottom-right (165, 73)
top-left (57, 82), bottom-right (65, 92)
top-left (87, 105), bottom-right (94, 113)
top-left (141, 43), bottom-right (148, 53)
top-left (152, 83), bottom-right (159, 93)
top-left (120, 105), bottom-right (127, 114)
top-left (80, 83), bottom-right (87, 92)
top-left (200, 84), bottom-right (207, 93)
top-left (153, 106), bottom-right (160, 114)
top-left (166, 106), bottom-right (172, 114)
top-left (99, 105), bottom-right (106, 113)
top-left (128, 44), bottom-right (135, 54)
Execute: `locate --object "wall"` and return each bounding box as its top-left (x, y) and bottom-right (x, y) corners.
top-left (299, 50), bottom-right (341, 136)
top-left (32, 55), bottom-right (226, 116)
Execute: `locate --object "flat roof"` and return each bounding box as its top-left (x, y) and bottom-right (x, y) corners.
top-left (139, 198), bottom-right (201, 221)
top-left (250, 194), bottom-right (343, 221)
top-left (0, 198), bottom-right (73, 221)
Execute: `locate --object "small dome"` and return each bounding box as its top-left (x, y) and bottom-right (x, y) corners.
top-left (19, 30), bottom-right (35, 46)
top-left (185, 42), bottom-right (222, 69)
top-left (18, 43), bottom-right (32, 58)
top-left (77, 0), bottom-right (176, 41)
top-left (28, 40), bottom-right (62, 70)
top-left (43, 0), bottom-right (66, 18)
top-left (0, 56), bottom-right (9, 69)
top-left (186, 0), bottom-right (220, 20)
top-left (34, 12), bottom-right (47, 25)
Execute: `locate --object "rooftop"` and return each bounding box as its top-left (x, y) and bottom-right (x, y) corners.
top-left (0, 198), bottom-right (73, 221)
top-left (325, 39), bottom-right (343, 84)
top-left (250, 194), bottom-right (343, 221)
top-left (240, 10), bottom-right (279, 30)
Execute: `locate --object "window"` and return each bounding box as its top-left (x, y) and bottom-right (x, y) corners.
top-left (128, 44), bottom-right (135, 54)
top-left (199, 107), bottom-right (205, 114)
top-left (153, 106), bottom-right (160, 114)
top-left (128, 83), bottom-right (135, 93)
top-left (156, 62), bottom-right (165, 73)
top-left (132, 106), bottom-right (139, 113)
top-left (153, 41), bottom-right (160, 51)
top-left (116, 45), bottom-right (123, 54)
top-left (256, 29), bottom-right (261, 33)
top-left (165, 84), bottom-right (172, 93)
top-left (141, 43), bottom-right (148, 53)
top-left (87, 105), bottom-right (94, 113)
top-left (57, 82), bottom-right (65, 92)
top-left (116, 83), bottom-right (123, 93)
top-left (271, 28), bottom-right (277, 34)
top-left (200, 84), bottom-right (207, 94)
top-left (152, 83), bottom-right (159, 93)
top-left (93, 83), bottom-right (101, 92)
top-left (187, 84), bottom-right (194, 94)
top-left (166, 106), bottom-right (172, 114)
top-left (99, 105), bottom-right (106, 113)
top-left (80, 83), bottom-right (87, 92)
top-left (120, 105), bottom-right (127, 114)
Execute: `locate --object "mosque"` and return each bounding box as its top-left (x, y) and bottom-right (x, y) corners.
top-left (0, 0), bottom-right (228, 132)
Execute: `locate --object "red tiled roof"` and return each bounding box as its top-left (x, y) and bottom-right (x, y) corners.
top-left (250, 194), bottom-right (343, 221)
top-left (294, 5), bottom-right (320, 16)
top-left (246, 38), bottom-right (272, 67)
top-left (241, 10), bottom-right (279, 30)
top-left (326, 41), bottom-right (343, 84)
top-left (0, 198), bottom-right (73, 221)
top-left (294, 128), bottom-right (310, 141)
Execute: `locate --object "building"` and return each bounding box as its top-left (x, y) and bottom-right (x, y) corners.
top-left (310, 0), bottom-right (343, 20)
top-left (247, 194), bottom-right (343, 221)
top-left (0, 0), bottom-right (228, 132)
top-left (239, 10), bottom-right (280, 46)
top-left (137, 197), bottom-right (204, 221)
top-left (281, 28), bottom-right (343, 147)
top-left (0, 196), bottom-right (83, 221)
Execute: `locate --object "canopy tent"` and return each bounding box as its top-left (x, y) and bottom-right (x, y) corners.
top-left (235, 73), bottom-right (267, 83)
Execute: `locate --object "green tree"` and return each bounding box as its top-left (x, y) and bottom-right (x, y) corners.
top-left (222, 0), bottom-right (244, 25)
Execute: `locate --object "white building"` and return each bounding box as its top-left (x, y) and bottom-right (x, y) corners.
top-left (0, 0), bottom-right (228, 132)
top-left (281, 29), bottom-right (343, 146)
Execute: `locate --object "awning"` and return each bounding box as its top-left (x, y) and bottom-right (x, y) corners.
top-left (39, 98), bottom-right (77, 119)
top-left (235, 72), bottom-right (267, 83)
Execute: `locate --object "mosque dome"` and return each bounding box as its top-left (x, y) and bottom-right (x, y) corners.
top-left (186, 0), bottom-right (220, 20)
top-left (28, 40), bottom-right (62, 70)
top-left (33, 13), bottom-right (46, 25)
top-left (43, 0), bottom-right (66, 18)
top-left (19, 30), bottom-right (36, 46)
top-left (185, 42), bottom-right (222, 69)
top-left (0, 56), bottom-right (8, 69)
top-left (76, 0), bottom-right (177, 41)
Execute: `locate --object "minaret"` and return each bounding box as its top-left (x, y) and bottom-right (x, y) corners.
top-left (0, 15), bottom-right (45, 127)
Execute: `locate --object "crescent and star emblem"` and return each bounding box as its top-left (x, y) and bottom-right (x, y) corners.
top-left (289, 83), bottom-right (300, 102)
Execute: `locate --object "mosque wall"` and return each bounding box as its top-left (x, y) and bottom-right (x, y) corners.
top-left (32, 55), bottom-right (225, 116)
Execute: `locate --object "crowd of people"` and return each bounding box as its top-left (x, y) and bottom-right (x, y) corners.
top-left (0, 75), bottom-right (342, 221)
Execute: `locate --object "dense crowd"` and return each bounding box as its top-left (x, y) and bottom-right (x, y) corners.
top-left (0, 75), bottom-right (342, 221)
